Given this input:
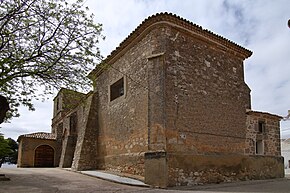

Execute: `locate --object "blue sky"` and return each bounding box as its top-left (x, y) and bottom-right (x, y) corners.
top-left (1, 0), bottom-right (290, 140)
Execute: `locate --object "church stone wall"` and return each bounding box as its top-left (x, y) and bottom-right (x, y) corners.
top-left (17, 13), bottom-right (283, 188)
top-left (91, 27), bottom-right (169, 176)
top-left (163, 25), bottom-right (250, 155)
top-left (143, 23), bottom-right (283, 187)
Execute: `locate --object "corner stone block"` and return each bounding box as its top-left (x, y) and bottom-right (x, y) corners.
top-left (145, 151), bottom-right (168, 188)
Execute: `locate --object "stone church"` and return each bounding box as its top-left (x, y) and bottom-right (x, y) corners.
top-left (17, 13), bottom-right (284, 187)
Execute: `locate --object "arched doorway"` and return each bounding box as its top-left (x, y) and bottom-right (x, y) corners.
top-left (34, 145), bottom-right (54, 167)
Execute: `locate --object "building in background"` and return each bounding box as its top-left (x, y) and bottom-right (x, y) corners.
top-left (281, 139), bottom-right (290, 168)
top-left (17, 13), bottom-right (284, 187)
top-left (17, 132), bottom-right (58, 167)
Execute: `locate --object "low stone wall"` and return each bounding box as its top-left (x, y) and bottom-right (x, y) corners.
top-left (167, 154), bottom-right (284, 186)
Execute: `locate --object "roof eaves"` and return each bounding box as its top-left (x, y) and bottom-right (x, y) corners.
top-left (17, 132), bottom-right (56, 142)
top-left (89, 12), bottom-right (252, 78)
top-left (246, 110), bottom-right (283, 120)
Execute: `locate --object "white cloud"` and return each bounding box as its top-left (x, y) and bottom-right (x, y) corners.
top-left (2, 0), bottom-right (290, 139)
top-left (1, 99), bottom-right (52, 140)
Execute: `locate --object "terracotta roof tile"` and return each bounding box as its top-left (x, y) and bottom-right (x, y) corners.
top-left (18, 132), bottom-right (56, 141)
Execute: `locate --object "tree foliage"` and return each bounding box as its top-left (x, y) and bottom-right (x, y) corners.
top-left (0, 95), bottom-right (9, 123)
top-left (5, 137), bottom-right (18, 164)
top-left (0, 135), bottom-right (11, 166)
top-left (0, 135), bottom-right (18, 166)
top-left (0, 0), bottom-right (103, 119)
top-left (0, 135), bottom-right (10, 159)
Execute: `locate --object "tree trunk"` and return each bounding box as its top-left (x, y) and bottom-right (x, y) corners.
top-left (0, 95), bottom-right (9, 124)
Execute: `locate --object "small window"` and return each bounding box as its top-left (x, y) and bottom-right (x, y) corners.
top-left (255, 140), bottom-right (264, 155)
top-left (110, 77), bottom-right (124, 101)
top-left (258, 121), bottom-right (265, 133)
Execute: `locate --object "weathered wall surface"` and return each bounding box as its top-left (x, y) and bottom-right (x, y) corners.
top-left (59, 104), bottom-right (84, 168)
top-left (58, 114), bottom-right (70, 168)
top-left (245, 112), bottom-right (281, 156)
top-left (71, 93), bottom-right (98, 171)
top-left (17, 138), bottom-right (59, 167)
top-left (167, 154), bottom-right (284, 186)
top-left (163, 25), bottom-right (250, 154)
top-left (144, 151), bottom-right (167, 188)
top-left (59, 135), bottom-right (77, 168)
top-left (52, 89), bottom-right (86, 134)
top-left (140, 22), bottom-right (284, 187)
top-left (52, 89), bottom-right (87, 169)
top-left (92, 27), bottom-right (168, 176)
top-left (147, 54), bottom-right (166, 151)
top-left (17, 14), bottom-right (284, 187)
top-left (97, 153), bottom-right (145, 176)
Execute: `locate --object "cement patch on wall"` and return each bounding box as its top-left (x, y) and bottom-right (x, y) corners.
top-left (145, 151), bottom-right (168, 188)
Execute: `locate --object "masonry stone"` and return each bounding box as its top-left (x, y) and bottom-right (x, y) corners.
top-left (17, 13), bottom-right (284, 187)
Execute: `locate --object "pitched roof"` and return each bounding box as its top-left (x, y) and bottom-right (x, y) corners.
top-left (89, 12), bottom-right (252, 78)
top-left (18, 132), bottom-right (56, 141)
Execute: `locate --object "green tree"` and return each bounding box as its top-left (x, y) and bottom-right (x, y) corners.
top-left (0, 136), bottom-right (18, 166)
top-left (5, 138), bottom-right (18, 164)
top-left (0, 0), bottom-right (103, 120)
top-left (0, 135), bottom-right (10, 167)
